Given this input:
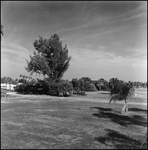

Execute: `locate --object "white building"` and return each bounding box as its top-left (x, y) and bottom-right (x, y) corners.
top-left (1, 83), bottom-right (17, 91)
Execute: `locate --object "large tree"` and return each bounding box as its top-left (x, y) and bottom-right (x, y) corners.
top-left (25, 34), bottom-right (71, 82)
top-left (109, 78), bottom-right (134, 114)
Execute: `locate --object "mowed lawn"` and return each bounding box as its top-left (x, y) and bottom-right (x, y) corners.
top-left (1, 89), bottom-right (147, 149)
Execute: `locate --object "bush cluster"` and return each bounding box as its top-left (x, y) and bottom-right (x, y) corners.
top-left (73, 90), bottom-right (86, 96)
top-left (14, 79), bottom-right (73, 97)
top-left (14, 79), bottom-right (49, 95)
top-left (47, 80), bottom-right (73, 96)
top-left (14, 76), bottom-right (135, 98)
top-left (71, 77), bottom-right (97, 92)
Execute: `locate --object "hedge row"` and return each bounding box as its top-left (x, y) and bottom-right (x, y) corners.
top-left (14, 79), bottom-right (74, 97)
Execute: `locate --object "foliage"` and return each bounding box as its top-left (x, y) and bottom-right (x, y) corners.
top-left (47, 80), bottom-right (73, 97)
top-left (85, 82), bottom-right (97, 91)
top-left (14, 84), bottom-right (28, 94)
top-left (25, 34), bottom-right (71, 82)
top-left (71, 77), bottom-right (97, 92)
top-left (1, 76), bottom-right (18, 85)
top-left (15, 74), bottom-right (49, 94)
top-left (14, 78), bottom-right (49, 95)
top-left (71, 78), bottom-right (80, 91)
top-left (94, 78), bottom-right (110, 91)
top-left (18, 74), bottom-right (33, 84)
top-left (14, 78), bottom-right (73, 97)
top-left (109, 78), bottom-right (135, 101)
top-left (109, 78), bottom-right (123, 95)
top-left (132, 81), bottom-right (147, 88)
top-left (73, 90), bottom-right (86, 96)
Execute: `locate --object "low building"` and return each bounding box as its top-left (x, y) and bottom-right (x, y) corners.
top-left (1, 83), bottom-right (17, 91)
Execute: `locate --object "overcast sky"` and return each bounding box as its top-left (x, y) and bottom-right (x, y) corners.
top-left (1, 1), bottom-right (147, 82)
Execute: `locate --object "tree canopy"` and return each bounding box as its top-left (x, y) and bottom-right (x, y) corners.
top-left (25, 34), bottom-right (71, 82)
top-left (109, 78), bottom-right (134, 101)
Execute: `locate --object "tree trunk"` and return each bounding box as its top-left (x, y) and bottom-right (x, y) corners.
top-left (141, 132), bottom-right (147, 147)
top-left (121, 99), bottom-right (128, 114)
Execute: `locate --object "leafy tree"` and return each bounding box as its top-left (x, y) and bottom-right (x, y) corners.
top-left (81, 77), bottom-right (92, 83)
top-left (25, 34), bottom-right (71, 83)
top-left (89, 82), bottom-right (97, 91)
top-left (18, 75), bottom-right (27, 84)
top-left (95, 78), bottom-right (110, 91)
top-left (79, 78), bottom-right (85, 91)
top-left (48, 79), bottom-right (73, 97)
top-left (109, 78), bottom-right (135, 114)
top-left (79, 77), bottom-right (96, 91)
top-left (71, 78), bottom-right (80, 91)
top-left (1, 77), bottom-right (17, 85)
top-left (71, 77), bottom-right (97, 92)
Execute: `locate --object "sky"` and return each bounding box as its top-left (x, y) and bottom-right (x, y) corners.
top-left (1, 1), bottom-right (147, 82)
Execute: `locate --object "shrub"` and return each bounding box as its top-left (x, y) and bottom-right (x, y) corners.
top-left (47, 80), bottom-right (73, 97)
top-left (88, 83), bottom-right (97, 91)
top-left (35, 79), bottom-right (49, 94)
top-left (14, 79), bottom-right (49, 95)
top-left (14, 84), bottom-right (27, 94)
top-left (71, 77), bottom-right (97, 92)
top-left (14, 78), bottom-right (73, 97)
top-left (73, 90), bottom-right (86, 96)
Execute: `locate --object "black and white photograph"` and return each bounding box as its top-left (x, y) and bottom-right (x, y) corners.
top-left (1, 1), bottom-right (147, 149)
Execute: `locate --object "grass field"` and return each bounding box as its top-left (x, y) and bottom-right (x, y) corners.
top-left (1, 88), bottom-right (147, 149)
top-left (1, 88), bottom-right (15, 93)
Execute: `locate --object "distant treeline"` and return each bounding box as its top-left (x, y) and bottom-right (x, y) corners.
top-left (1, 75), bottom-right (147, 90)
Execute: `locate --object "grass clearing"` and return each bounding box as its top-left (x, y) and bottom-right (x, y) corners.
top-left (1, 89), bottom-right (147, 149)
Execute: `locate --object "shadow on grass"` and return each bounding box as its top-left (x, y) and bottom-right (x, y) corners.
top-left (91, 107), bottom-right (147, 127)
top-left (128, 108), bottom-right (147, 114)
top-left (99, 93), bottom-right (110, 95)
top-left (90, 107), bottom-right (112, 111)
top-left (94, 129), bottom-right (147, 149)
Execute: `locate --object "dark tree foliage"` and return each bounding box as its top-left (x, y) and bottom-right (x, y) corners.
top-left (71, 77), bottom-right (97, 92)
top-left (109, 78), bottom-right (123, 95)
top-left (79, 78), bottom-right (85, 91)
top-left (1, 76), bottom-right (18, 85)
top-left (94, 78), bottom-right (110, 91)
top-left (25, 34), bottom-right (71, 82)
top-left (79, 77), bottom-right (90, 91)
top-left (81, 77), bottom-right (92, 83)
top-left (14, 78), bottom-right (49, 95)
top-left (71, 78), bottom-right (80, 91)
top-left (47, 79), bottom-right (73, 97)
top-left (18, 74), bottom-right (33, 84)
top-left (108, 78), bottom-right (135, 114)
top-left (109, 78), bottom-right (134, 102)
top-left (15, 75), bottom-right (73, 96)
top-left (133, 81), bottom-right (147, 88)
top-left (89, 83), bottom-right (97, 91)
